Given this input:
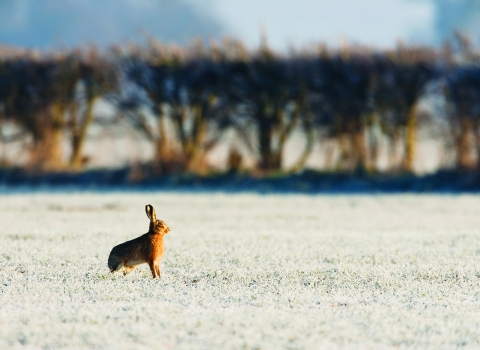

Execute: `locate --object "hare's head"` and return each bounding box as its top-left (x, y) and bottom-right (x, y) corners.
top-left (146, 204), bottom-right (170, 235)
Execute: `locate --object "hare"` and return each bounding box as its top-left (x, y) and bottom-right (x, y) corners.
top-left (108, 204), bottom-right (170, 278)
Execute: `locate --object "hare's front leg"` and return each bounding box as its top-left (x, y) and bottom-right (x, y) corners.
top-left (155, 264), bottom-right (161, 279)
top-left (148, 261), bottom-right (160, 279)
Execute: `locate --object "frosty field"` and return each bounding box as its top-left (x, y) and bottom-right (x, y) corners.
top-left (1, 193), bottom-right (480, 349)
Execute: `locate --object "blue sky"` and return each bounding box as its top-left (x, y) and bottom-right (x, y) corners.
top-left (210, 0), bottom-right (434, 49)
top-left (0, 0), bottom-right (478, 51)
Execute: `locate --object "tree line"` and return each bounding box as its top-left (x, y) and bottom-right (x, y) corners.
top-left (1, 34), bottom-right (480, 175)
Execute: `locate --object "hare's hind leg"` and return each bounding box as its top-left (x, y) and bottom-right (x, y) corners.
top-left (123, 266), bottom-right (136, 276)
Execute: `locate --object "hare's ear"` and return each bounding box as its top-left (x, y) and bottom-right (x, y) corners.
top-left (145, 204), bottom-right (156, 221)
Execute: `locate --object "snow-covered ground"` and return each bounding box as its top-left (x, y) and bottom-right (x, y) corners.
top-left (1, 193), bottom-right (480, 349)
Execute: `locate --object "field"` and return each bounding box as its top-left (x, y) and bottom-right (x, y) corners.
top-left (1, 193), bottom-right (480, 349)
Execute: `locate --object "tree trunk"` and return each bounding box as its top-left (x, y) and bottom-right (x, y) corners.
top-left (154, 104), bottom-right (173, 165)
top-left (474, 120), bottom-right (480, 169)
top-left (403, 102), bottom-right (417, 172)
top-left (287, 116), bottom-right (314, 173)
top-left (457, 116), bottom-right (475, 169)
top-left (337, 132), bottom-right (351, 171)
top-left (70, 96), bottom-right (97, 169)
top-left (258, 112), bottom-right (275, 171)
top-left (274, 105), bottom-right (300, 171)
top-left (30, 106), bottom-right (64, 171)
top-left (367, 112), bottom-right (380, 172)
top-left (182, 104), bottom-right (208, 173)
top-left (352, 128), bottom-right (366, 171)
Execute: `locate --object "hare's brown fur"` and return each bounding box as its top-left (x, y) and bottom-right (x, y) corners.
top-left (108, 204), bottom-right (170, 278)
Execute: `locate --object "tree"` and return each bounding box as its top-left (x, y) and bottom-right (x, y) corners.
top-left (1, 57), bottom-right (78, 170)
top-left (70, 49), bottom-right (119, 168)
top-left (372, 48), bottom-right (437, 171)
top-left (445, 66), bottom-right (480, 168)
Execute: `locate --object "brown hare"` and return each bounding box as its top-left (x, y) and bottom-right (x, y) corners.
top-left (108, 204), bottom-right (170, 278)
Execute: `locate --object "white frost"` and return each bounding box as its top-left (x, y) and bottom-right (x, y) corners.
top-left (0, 193), bottom-right (480, 349)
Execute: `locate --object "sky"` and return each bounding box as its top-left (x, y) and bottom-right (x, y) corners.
top-left (0, 0), bottom-right (479, 51)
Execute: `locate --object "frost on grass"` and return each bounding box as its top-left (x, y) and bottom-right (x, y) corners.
top-left (1, 193), bottom-right (480, 349)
